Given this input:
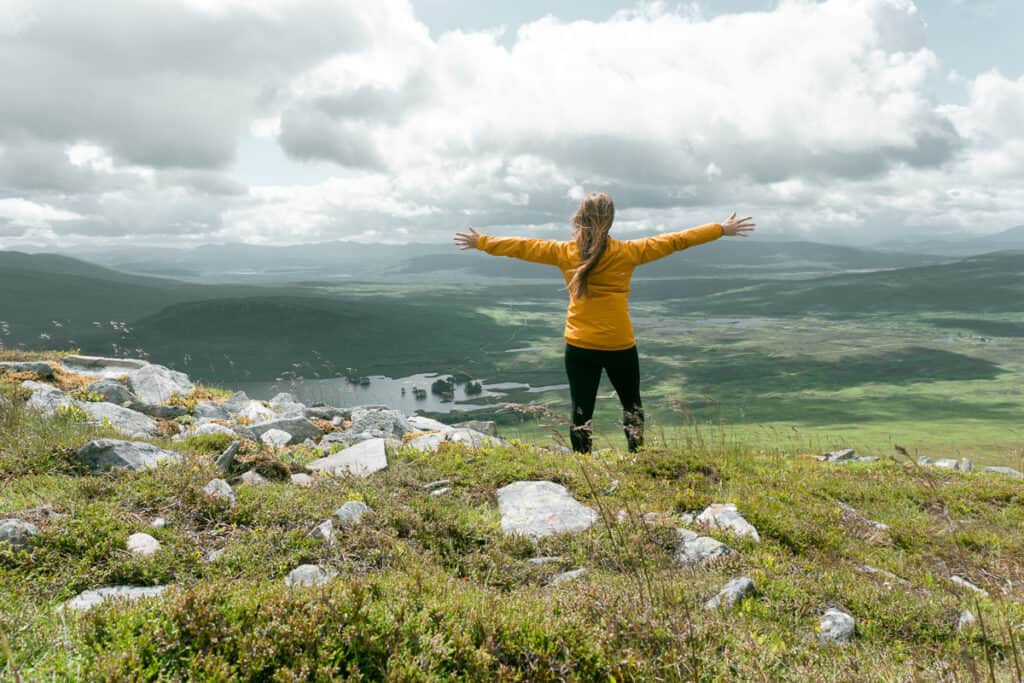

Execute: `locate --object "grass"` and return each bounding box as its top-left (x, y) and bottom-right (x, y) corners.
top-left (3, 380), bottom-right (1024, 680)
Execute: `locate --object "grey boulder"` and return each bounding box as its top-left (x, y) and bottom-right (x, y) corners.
top-left (260, 428), bottom-right (292, 447)
top-left (248, 418), bottom-right (322, 445)
top-left (215, 441), bottom-right (241, 473)
top-left (496, 481), bottom-right (597, 539)
top-left (127, 363), bottom-right (194, 405)
top-left (696, 503), bottom-right (761, 543)
top-left (75, 439), bottom-right (182, 473)
top-left (818, 608), bottom-right (856, 644)
top-left (983, 466), bottom-right (1023, 478)
top-left (62, 585), bottom-right (168, 612)
top-left (285, 564), bottom-right (337, 588)
top-left (21, 381), bottom-right (73, 414)
top-left (675, 528), bottom-right (734, 565)
top-left (78, 401), bottom-right (159, 437)
top-left (452, 420), bottom-right (498, 436)
top-left (203, 478), bottom-right (236, 506)
top-left (86, 379), bottom-right (135, 405)
top-left (347, 407), bottom-right (413, 438)
top-left (126, 533), bottom-right (161, 557)
top-left (0, 518), bottom-right (40, 552)
top-left (61, 355), bottom-right (148, 378)
top-left (307, 438), bottom-right (389, 478)
top-left (332, 501), bottom-right (372, 527)
top-left (704, 576), bottom-right (755, 610)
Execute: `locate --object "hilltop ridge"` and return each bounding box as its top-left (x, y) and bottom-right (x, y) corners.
top-left (2, 352), bottom-right (1023, 680)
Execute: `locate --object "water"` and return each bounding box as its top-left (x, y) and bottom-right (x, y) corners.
top-left (232, 372), bottom-right (567, 414)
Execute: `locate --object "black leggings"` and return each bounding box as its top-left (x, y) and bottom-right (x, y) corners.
top-left (564, 343), bottom-right (644, 453)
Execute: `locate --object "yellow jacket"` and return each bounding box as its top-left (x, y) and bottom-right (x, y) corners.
top-left (477, 222), bottom-right (724, 351)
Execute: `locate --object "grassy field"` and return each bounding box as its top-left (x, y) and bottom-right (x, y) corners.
top-left (2, 379), bottom-right (1024, 681)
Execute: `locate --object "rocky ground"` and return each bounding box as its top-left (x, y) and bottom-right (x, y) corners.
top-left (1, 355), bottom-right (1023, 681)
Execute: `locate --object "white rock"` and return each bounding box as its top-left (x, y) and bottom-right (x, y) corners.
top-left (958, 610), bottom-right (977, 630)
top-left (310, 519), bottom-right (334, 544)
top-left (150, 517), bottom-right (167, 529)
top-left (285, 564), bottom-right (337, 588)
top-left (235, 400), bottom-right (276, 423)
top-left (203, 478), bottom-right (236, 506)
top-left (306, 438), bottom-right (389, 478)
top-left (496, 481), bottom-right (597, 539)
top-left (675, 528), bottom-right (734, 565)
top-left (260, 428), bottom-right (292, 447)
top-left (62, 585), bottom-right (168, 612)
top-left (61, 355), bottom-right (148, 378)
top-left (549, 568), bottom-right (588, 586)
top-left (983, 466), bottom-right (1023, 478)
top-left (74, 439), bottom-right (182, 473)
top-left (290, 473), bottom-right (314, 487)
top-left (430, 487), bottom-right (451, 497)
top-left (204, 549), bottom-right (226, 563)
top-left (407, 415), bottom-right (452, 432)
top-left (697, 503), bottom-right (761, 543)
top-left (126, 532), bottom-right (161, 557)
top-left (239, 469), bottom-right (268, 486)
top-left (704, 577), bottom-right (755, 610)
top-left (127, 363), bottom-right (194, 405)
top-left (951, 575), bottom-right (988, 596)
top-left (0, 518), bottom-right (40, 552)
top-left (818, 608), bottom-right (856, 644)
top-left (332, 501), bottom-right (372, 527)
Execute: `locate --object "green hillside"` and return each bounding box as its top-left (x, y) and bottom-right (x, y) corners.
top-left (1, 374), bottom-right (1022, 680)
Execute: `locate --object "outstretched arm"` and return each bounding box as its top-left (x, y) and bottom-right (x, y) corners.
top-left (453, 226), bottom-right (565, 266)
top-left (625, 212), bottom-right (756, 265)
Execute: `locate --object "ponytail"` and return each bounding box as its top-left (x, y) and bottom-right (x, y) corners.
top-left (567, 192), bottom-right (615, 299)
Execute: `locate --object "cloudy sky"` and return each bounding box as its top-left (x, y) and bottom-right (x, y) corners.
top-left (1, 0), bottom-right (1022, 250)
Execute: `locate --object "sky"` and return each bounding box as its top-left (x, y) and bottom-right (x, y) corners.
top-left (0, 0), bottom-right (1022, 250)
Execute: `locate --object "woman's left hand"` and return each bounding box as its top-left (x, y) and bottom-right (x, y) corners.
top-left (453, 226), bottom-right (482, 250)
top-left (721, 212), bottom-right (756, 237)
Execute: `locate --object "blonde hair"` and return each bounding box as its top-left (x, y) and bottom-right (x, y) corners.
top-left (567, 192), bottom-right (615, 299)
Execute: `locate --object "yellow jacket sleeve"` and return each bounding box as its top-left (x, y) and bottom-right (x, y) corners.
top-left (624, 223), bottom-right (724, 265)
top-left (476, 235), bottom-right (566, 266)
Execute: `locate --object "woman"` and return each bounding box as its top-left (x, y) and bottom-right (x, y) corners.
top-left (453, 192), bottom-right (755, 453)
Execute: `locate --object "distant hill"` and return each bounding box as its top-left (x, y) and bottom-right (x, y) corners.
top-left (680, 250), bottom-right (1024, 316)
top-left (878, 225), bottom-right (1024, 256)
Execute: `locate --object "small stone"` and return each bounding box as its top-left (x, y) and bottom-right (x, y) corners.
top-left (249, 417), bottom-right (323, 444)
top-left (818, 608), bottom-right (856, 644)
top-left (528, 556), bottom-right (564, 565)
top-left (306, 438), bottom-right (389, 478)
top-left (62, 585), bottom-right (167, 612)
top-left (75, 439), bottom-right (182, 473)
top-left (150, 517), bottom-right (167, 529)
top-left (0, 518), bottom-right (40, 552)
top-left (951, 575), bottom-right (988, 596)
top-left (983, 466), bottom-right (1023, 478)
top-left (285, 564), bottom-right (337, 588)
top-left (204, 548), bottom-right (226, 563)
top-left (203, 478), bottom-right (236, 506)
top-left (290, 473), bottom-right (314, 487)
top-left (674, 528), bottom-right (734, 565)
top-left (496, 480), bottom-right (597, 539)
top-left (332, 501), bottom-right (372, 527)
top-left (430, 487), bottom-right (451, 497)
top-left (239, 469), bottom-right (268, 486)
top-left (822, 448), bottom-right (856, 462)
top-left (958, 610), bottom-right (977, 630)
top-left (423, 479), bottom-right (451, 491)
top-left (215, 441), bottom-right (240, 473)
top-left (260, 428), bottom-right (292, 447)
top-left (704, 576), bottom-right (755, 610)
top-left (310, 519), bottom-right (334, 544)
top-left (549, 568), bottom-right (588, 586)
top-left (696, 503), bottom-right (761, 542)
top-left (126, 532), bottom-right (161, 557)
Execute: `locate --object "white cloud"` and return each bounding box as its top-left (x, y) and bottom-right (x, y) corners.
top-left (1, 0), bottom-right (1023, 248)
top-left (0, 197), bottom-right (82, 227)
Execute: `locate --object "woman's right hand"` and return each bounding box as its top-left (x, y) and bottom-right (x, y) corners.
top-left (453, 226), bottom-right (481, 250)
top-left (721, 212), bottom-right (756, 237)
